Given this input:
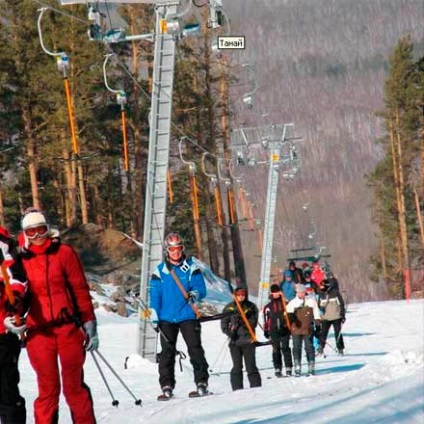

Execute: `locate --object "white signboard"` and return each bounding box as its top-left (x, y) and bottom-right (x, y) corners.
top-left (216, 36), bottom-right (245, 50)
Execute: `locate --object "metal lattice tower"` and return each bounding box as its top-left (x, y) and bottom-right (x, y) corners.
top-left (231, 124), bottom-right (300, 310)
top-left (138, 3), bottom-right (179, 361)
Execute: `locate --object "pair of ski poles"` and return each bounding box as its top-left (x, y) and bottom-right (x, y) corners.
top-left (90, 349), bottom-right (142, 407)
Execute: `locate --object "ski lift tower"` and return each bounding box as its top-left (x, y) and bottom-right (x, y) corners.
top-left (230, 124), bottom-right (301, 310)
top-left (257, 124), bottom-right (300, 310)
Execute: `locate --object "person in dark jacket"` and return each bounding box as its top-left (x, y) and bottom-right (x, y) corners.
top-left (149, 232), bottom-right (209, 398)
top-left (221, 287), bottom-right (262, 391)
top-left (263, 283), bottom-right (293, 377)
top-left (318, 277), bottom-right (346, 355)
top-left (7, 209), bottom-right (98, 424)
top-left (288, 261), bottom-right (304, 284)
top-left (303, 271), bottom-right (319, 296)
top-left (325, 271), bottom-right (340, 290)
top-left (0, 227), bottom-right (27, 424)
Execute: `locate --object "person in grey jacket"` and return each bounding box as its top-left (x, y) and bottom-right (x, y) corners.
top-left (318, 277), bottom-right (346, 355)
top-left (221, 287), bottom-right (262, 391)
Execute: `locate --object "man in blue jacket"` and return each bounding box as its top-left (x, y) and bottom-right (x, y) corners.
top-left (150, 232), bottom-right (209, 399)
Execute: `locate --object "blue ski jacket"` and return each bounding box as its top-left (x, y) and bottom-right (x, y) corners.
top-left (149, 256), bottom-right (206, 323)
top-left (280, 279), bottom-right (296, 302)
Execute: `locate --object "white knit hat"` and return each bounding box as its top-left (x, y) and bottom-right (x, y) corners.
top-left (21, 212), bottom-right (47, 230)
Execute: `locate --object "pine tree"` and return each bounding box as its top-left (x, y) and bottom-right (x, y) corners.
top-left (369, 36), bottom-right (423, 298)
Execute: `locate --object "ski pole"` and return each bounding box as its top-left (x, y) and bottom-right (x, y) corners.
top-left (336, 322), bottom-right (344, 345)
top-left (90, 351), bottom-right (119, 407)
top-left (322, 339), bottom-right (337, 353)
top-left (209, 337), bottom-right (228, 375)
top-left (93, 350), bottom-right (142, 406)
top-left (134, 295), bottom-right (189, 371)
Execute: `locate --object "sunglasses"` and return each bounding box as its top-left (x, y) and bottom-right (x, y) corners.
top-left (24, 225), bottom-right (49, 239)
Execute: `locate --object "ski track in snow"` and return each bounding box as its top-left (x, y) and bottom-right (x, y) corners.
top-left (18, 299), bottom-right (424, 423)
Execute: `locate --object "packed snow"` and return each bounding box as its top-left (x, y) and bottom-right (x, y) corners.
top-left (18, 289), bottom-right (423, 423)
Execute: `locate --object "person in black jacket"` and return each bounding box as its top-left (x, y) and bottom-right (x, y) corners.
top-left (263, 284), bottom-right (293, 377)
top-left (221, 287), bottom-right (262, 391)
top-left (288, 261), bottom-right (304, 284)
top-left (0, 227), bottom-right (27, 424)
top-left (318, 277), bottom-right (346, 355)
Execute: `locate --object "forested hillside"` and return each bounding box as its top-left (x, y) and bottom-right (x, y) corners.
top-left (224, 0), bottom-right (423, 301)
top-left (0, 0), bottom-right (422, 302)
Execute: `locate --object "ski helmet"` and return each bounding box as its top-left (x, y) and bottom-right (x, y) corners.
top-left (164, 232), bottom-right (185, 256)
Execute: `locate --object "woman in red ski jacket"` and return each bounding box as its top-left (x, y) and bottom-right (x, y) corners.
top-left (10, 209), bottom-right (98, 424)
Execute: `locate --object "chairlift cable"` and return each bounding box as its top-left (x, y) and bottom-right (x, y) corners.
top-left (32, 0), bottom-right (89, 25)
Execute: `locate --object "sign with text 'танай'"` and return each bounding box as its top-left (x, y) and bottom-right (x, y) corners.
top-left (217, 36), bottom-right (245, 50)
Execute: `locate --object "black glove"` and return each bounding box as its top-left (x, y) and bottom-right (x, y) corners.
top-left (187, 290), bottom-right (199, 304)
top-left (5, 293), bottom-right (24, 314)
top-left (229, 325), bottom-right (238, 340)
top-left (263, 331), bottom-right (270, 339)
top-left (341, 316), bottom-right (346, 324)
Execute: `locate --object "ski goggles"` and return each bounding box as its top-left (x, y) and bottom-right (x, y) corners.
top-left (166, 245), bottom-right (184, 254)
top-left (24, 225), bottom-right (49, 239)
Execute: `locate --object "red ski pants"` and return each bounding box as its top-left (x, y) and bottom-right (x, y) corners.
top-left (26, 323), bottom-right (96, 424)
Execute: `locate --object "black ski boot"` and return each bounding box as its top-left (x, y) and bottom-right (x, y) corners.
top-left (162, 386), bottom-right (173, 398)
top-left (285, 368), bottom-right (292, 377)
top-left (197, 382), bottom-right (209, 396)
top-left (274, 369), bottom-right (282, 378)
top-left (307, 362), bottom-right (315, 376)
top-left (294, 361), bottom-right (301, 377)
top-left (157, 386), bottom-right (174, 401)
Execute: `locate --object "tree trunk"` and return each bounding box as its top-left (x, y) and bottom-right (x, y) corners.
top-left (62, 144), bottom-right (76, 227)
top-left (23, 109), bottom-right (40, 210)
top-left (380, 229), bottom-right (387, 281)
top-left (413, 186), bottom-right (424, 246)
top-left (0, 179), bottom-right (4, 227)
top-left (189, 173), bottom-right (203, 260)
top-left (395, 109), bottom-right (411, 300)
top-left (77, 161), bottom-right (88, 224)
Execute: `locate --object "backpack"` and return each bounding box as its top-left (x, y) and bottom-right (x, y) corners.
top-left (321, 295), bottom-right (341, 321)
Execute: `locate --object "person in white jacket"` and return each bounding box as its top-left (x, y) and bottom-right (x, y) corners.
top-left (286, 284), bottom-right (321, 376)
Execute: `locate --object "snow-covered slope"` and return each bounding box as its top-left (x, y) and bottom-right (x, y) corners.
top-left (19, 288), bottom-right (423, 424)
